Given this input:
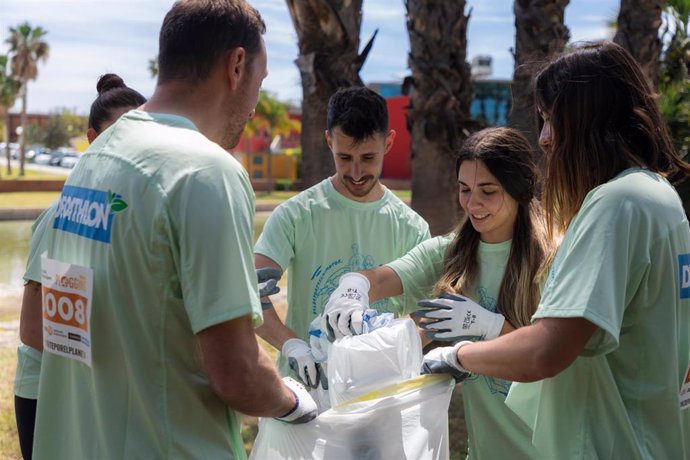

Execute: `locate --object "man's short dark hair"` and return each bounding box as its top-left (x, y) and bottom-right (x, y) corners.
top-left (327, 87), bottom-right (389, 142)
top-left (157, 0), bottom-right (266, 84)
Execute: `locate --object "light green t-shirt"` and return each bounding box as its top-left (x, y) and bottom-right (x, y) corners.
top-left (389, 235), bottom-right (539, 459)
top-left (33, 111), bottom-right (262, 460)
top-left (508, 168), bottom-right (690, 459)
top-left (255, 178), bottom-right (429, 373)
top-left (14, 204), bottom-right (56, 399)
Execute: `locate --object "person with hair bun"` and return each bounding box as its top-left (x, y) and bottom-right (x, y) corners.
top-left (86, 73), bottom-right (146, 142)
top-left (13, 72), bottom-right (145, 460)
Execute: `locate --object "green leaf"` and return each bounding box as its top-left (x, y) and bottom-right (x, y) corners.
top-left (110, 199), bottom-right (128, 212)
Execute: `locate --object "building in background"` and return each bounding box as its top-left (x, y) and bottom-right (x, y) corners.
top-left (368, 55), bottom-right (511, 181)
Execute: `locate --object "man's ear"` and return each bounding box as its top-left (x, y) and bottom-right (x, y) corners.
top-left (86, 128), bottom-right (97, 144)
top-left (324, 129), bottom-right (333, 150)
top-left (384, 129), bottom-right (396, 155)
top-left (226, 47), bottom-right (247, 91)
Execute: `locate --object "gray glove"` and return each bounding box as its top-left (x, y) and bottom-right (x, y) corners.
top-left (257, 267), bottom-right (282, 310)
top-left (275, 377), bottom-right (318, 424)
top-left (421, 341), bottom-right (472, 383)
top-left (416, 293), bottom-right (505, 341)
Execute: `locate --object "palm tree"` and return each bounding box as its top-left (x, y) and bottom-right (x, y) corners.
top-left (658, 0), bottom-right (690, 216)
top-left (7, 22), bottom-right (49, 176)
top-left (286, 0), bottom-right (377, 188)
top-left (613, 0), bottom-right (663, 89)
top-left (245, 91), bottom-right (301, 193)
top-left (0, 54), bottom-right (20, 177)
top-left (405, 0), bottom-right (474, 235)
top-left (509, 0), bottom-right (570, 167)
top-left (148, 56), bottom-right (158, 79)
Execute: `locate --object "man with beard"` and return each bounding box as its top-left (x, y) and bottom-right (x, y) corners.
top-left (254, 87), bottom-right (430, 391)
top-left (32, 2), bottom-right (315, 458)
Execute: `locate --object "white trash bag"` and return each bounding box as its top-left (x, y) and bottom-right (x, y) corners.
top-left (328, 317), bottom-right (422, 407)
top-left (250, 374), bottom-right (454, 460)
top-left (250, 318), bottom-right (455, 459)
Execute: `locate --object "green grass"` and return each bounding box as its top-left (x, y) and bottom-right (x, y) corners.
top-left (0, 348), bottom-right (21, 460)
top-left (254, 191), bottom-right (298, 202)
top-left (0, 188), bottom-right (409, 209)
top-left (0, 192), bottom-right (60, 208)
top-left (0, 169), bottom-right (65, 181)
top-left (391, 189), bottom-right (411, 200)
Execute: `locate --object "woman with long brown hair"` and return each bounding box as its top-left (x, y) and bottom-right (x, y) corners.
top-left (425, 41), bottom-right (690, 458)
top-left (322, 126), bottom-right (554, 459)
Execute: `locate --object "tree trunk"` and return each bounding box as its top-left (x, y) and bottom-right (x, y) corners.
top-left (19, 82), bottom-right (27, 176)
top-left (510, 0), bottom-right (570, 168)
top-left (4, 109), bottom-right (11, 176)
top-left (405, 0), bottom-right (474, 236)
top-left (613, 0), bottom-right (663, 89)
top-left (286, 0), bottom-right (369, 188)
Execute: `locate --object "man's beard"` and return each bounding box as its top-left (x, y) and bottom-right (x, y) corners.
top-left (219, 121), bottom-right (244, 150)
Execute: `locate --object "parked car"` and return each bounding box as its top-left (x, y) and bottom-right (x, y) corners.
top-left (33, 149), bottom-right (54, 165)
top-left (25, 145), bottom-right (47, 162)
top-left (48, 151), bottom-right (66, 166)
top-left (59, 152), bottom-right (80, 169)
top-left (0, 142), bottom-right (20, 160)
top-left (47, 148), bottom-right (77, 167)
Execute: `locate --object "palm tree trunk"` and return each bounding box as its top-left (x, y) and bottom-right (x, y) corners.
top-left (406, 0), bottom-right (473, 236)
top-left (19, 82), bottom-right (27, 176)
top-left (510, 0), bottom-right (570, 168)
top-left (4, 110), bottom-right (11, 176)
top-left (286, 0), bottom-right (367, 188)
top-left (613, 0), bottom-right (663, 89)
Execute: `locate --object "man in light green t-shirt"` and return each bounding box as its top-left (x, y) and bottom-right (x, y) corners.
top-left (255, 87), bottom-right (430, 387)
top-left (33, 3), bottom-right (316, 459)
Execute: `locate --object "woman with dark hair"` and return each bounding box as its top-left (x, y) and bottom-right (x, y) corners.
top-left (13, 73), bottom-right (145, 460)
top-left (86, 73), bottom-right (146, 142)
top-left (323, 126), bottom-right (554, 459)
top-left (424, 41), bottom-right (690, 458)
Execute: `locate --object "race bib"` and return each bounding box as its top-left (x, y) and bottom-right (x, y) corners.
top-left (41, 254), bottom-right (93, 367)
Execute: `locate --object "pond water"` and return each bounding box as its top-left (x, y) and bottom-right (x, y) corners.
top-left (0, 220), bottom-right (33, 298)
top-left (0, 213), bottom-right (270, 299)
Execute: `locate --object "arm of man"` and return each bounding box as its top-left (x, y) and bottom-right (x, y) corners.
top-left (254, 254), bottom-right (297, 350)
top-left (198, 314), bottom-right (295, 417)
top-left (456, 317), bottom-right (597, 382)
top-left (20, 281), bottom-right (43, 351)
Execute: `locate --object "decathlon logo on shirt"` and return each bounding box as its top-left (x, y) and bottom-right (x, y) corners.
top-left (679, 254), bottom-right (690, 299)
top-left (53, 186), bottom-right (128, 243)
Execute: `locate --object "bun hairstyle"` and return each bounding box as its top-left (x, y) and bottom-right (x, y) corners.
top-left (96, 73), bottom-right (126, 95)
top-left (88, 73), bottom-right (146, 134)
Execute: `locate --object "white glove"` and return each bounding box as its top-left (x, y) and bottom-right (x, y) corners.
top-left (275, 377), bottom-right (318, 424)
top-left (282, 338), bottom-right (320, 389)
top-left (416, 293), bottom-right (505, 341)
top-left (320, 273), bottom-right (370, 341)
top-left (421, 341), bottom-right (472, 383)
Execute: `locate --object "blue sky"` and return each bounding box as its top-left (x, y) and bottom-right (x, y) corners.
top-left (0, 0), bottom-right (620, 114)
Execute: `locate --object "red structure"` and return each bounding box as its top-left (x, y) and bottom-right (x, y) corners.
top-left (383, 96), bottom-right (412, 179)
